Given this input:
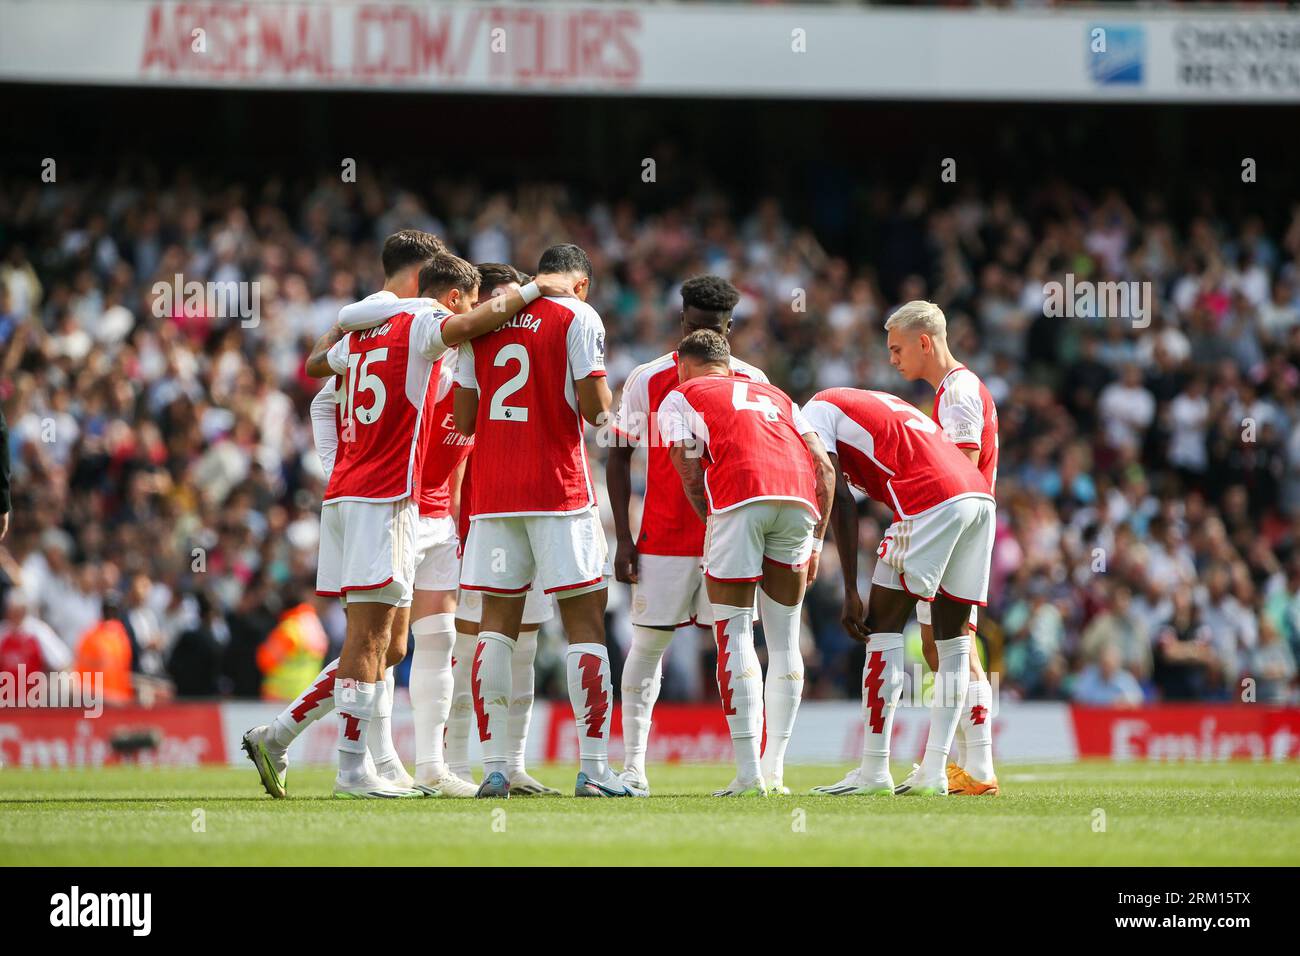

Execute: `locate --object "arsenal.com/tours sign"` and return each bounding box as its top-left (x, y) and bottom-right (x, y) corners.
top-left (136, 3), bottom-right (643, 88)
top-left (1, 2), bottom-right (1299, 102)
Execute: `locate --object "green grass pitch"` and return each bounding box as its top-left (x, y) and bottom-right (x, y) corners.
top-left (1, 762), bottom-right (1297, 866)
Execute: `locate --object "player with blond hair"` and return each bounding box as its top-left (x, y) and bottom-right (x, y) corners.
top-left (883, 300), bottom-right (999, 796)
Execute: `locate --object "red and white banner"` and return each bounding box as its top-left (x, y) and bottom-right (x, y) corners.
top-left (2, 1), bottom-right (1299, 102)
top-left (1070, 705), bottom-right (1300, 762)
top-left (0, 703), bottom-right (225, 768)
top-left (3, 699), bottom-right (1297, 769)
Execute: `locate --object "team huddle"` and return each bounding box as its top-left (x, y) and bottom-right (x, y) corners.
top-left (241, 229), bottom-right (1001, 799)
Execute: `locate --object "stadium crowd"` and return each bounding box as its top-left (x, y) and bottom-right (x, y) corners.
top-left (1, 169), bottom-right (1298, 707)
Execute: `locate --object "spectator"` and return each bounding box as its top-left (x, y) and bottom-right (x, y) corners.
top-left (1079, 583), bottom-right (1152, 682)
top-left (1098, 363), bottom-right (1156, 454)
top-left (1072, 645), bottom-right (1145, 707)
top-left (1248, 618), bottom-right (1297, 704)
top-left (167, 591), bottom-right (227, 698)
top-left (1153, 590), bottom-right (1219, 701)
top-left (123, 572), bottom-right (169, 681)
top-left (1166, 376), bottom-right (1210, 481)
top-left (0, 589), bottom-right (71, 684)
top-left (72, 596), bottom-right (134, 705)
top-left (255, 591), bottom-right (328, 701)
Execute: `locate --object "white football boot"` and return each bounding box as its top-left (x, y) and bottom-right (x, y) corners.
top-left (618, 768), bottom-right (651, 796)
top-left (712, 776), bottom-right (768, 797)
top-left (333, 769), bottom-right (423, 799)
top-left (809, 767), bottom-right (894, 796)
top-left (241, 725), bottom-right (288, 799)
top-left (893, 762), bottom-right (947, 797)
top-left (509, 770), bottom-right (561, 796)
top-left (375, 759), bottom-right (416, 791)
top-left (414, 770), bottom-right (479, 798)
top-left (576, 769), bottom-right (648, 797)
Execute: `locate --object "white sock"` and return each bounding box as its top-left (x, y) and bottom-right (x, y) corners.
top-left (446, 629), bottom-right (477, 779)
top-left (758, 591), bottom-right (804, 783)
top-left (620, 625), bottom-right (674, 777)
top-left (963, 678), bottom-right (996, 780)
top-left (506, 630), bottom-right (538, 777)
top-left (566, 642), bottom-right (613, 778)
top-left (335, 678), bottom-right (377, 778)
top-left (410, 613), bottom-right (456, 779)
top-left (367, 667), bottom-right (403, 775)
top-left (711, 604), bottom-right (763, 784)
top-left (473, 632), bottom-right (514, 779)
top-left (919, 636), bottom-right (971, 783)
top-left (952, 653), bottom-right (975, 768)
top-left (858, 633), bottom-right (904, 782)
top-left (271, 658), bottom-right (338, 750)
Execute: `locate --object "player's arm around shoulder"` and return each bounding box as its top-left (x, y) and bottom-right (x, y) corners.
top-left (437, 273), bottom-right (578, 350)
top-left (305, 326), bottom-right (350, 379)
top-left (338, 291), bottom-right (433, 331)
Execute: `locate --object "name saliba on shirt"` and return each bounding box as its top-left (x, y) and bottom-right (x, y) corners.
top-left (500, 313), bottom-right (542, 332)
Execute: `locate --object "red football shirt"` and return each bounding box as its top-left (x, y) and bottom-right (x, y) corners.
top-left (613, 351), bottom-right (768, 556)
top-left (802, 387), bottom-right (992, 519)
top-left (323, 306), bottom-right (452, 504)
top-left (419, 357), bottom-right (473, 519)
top-left (657, 374), bottom-right (819, 516)
top-left (455, 296), bottom-right (606, 518)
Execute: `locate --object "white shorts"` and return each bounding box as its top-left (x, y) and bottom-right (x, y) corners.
top-left (413, 515), bottom-right (461, 593)
top-left (703, 501), bottom-right (816, 583)
top-left (916, 600), bottom-right (979, 630)
top-left (317, 498), bottom-right (419, 607)
top-left (456, 585), bottom-right (554, 627)
top-left (872, 495), bottom-right (994, 606)
top-left (631, 554), bottom-right (714, 628)
top-left (461, 508), bottom-right (609, 597)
